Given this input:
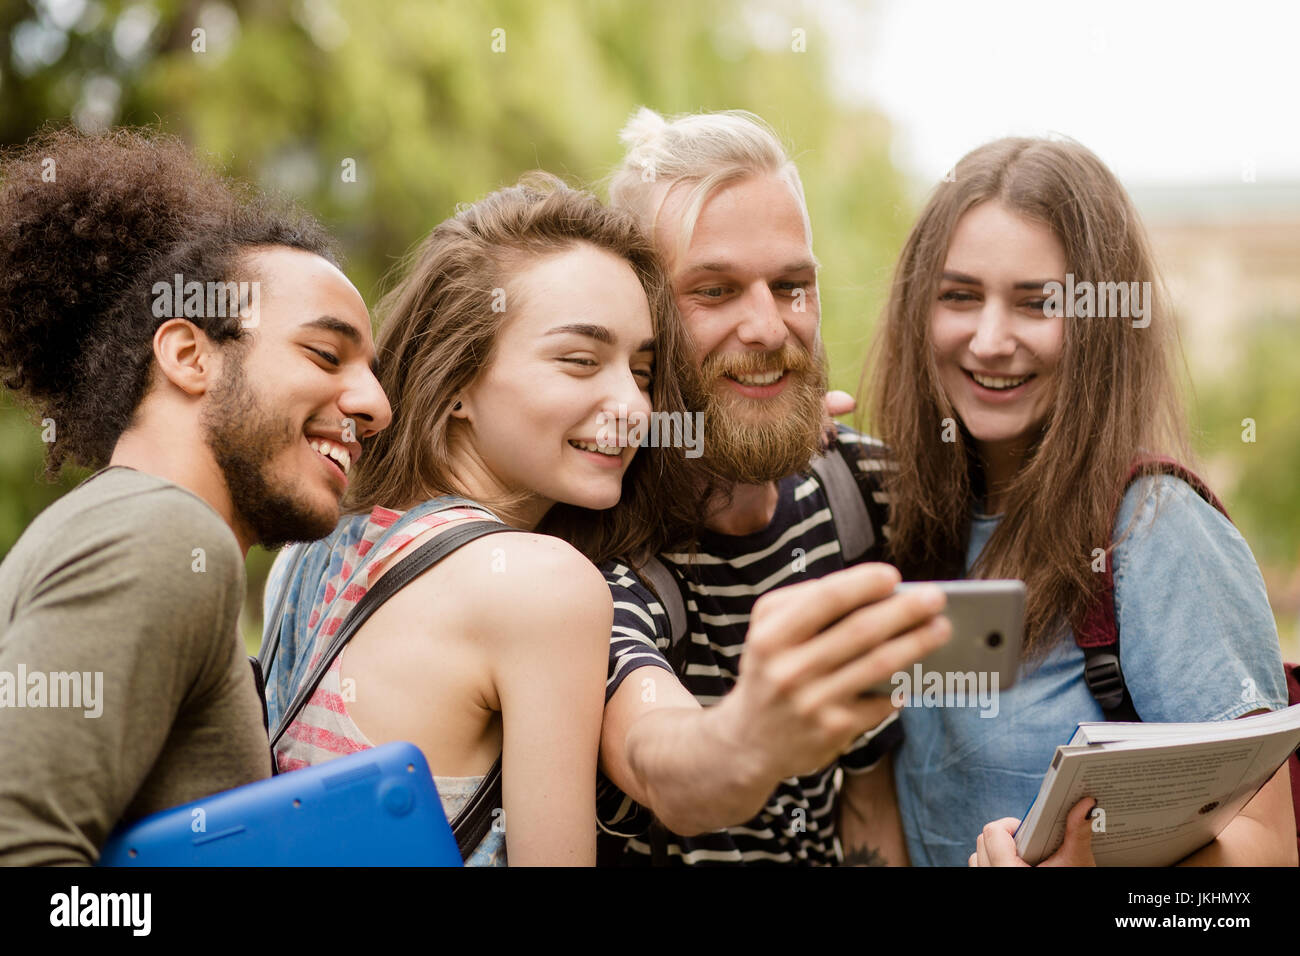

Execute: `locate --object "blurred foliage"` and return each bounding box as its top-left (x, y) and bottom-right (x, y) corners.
top-left (1193, 315), bottom-right (1300, 658)
top-left (0, 0), bottom-right (911, 647)
top-left (1194, 315), bottom-right (1300, 568)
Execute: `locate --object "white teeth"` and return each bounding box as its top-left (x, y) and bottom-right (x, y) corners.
top-left (971, 372), bottom-right (1030, 390)
top-left (731, 370), bottom-right (783, 386)
top-left (308, 439), bottom-right (351, 475)
top-left (569, 440), bottom-right (621, 456)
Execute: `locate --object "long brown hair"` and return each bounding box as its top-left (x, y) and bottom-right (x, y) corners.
top-left (864, 137), bottom-right (1191, 654)
top-left (346, 173), bottom-right (708, 567)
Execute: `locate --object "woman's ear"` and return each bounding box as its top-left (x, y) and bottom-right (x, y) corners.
top-left (450, 398), bottom-right (469, 420)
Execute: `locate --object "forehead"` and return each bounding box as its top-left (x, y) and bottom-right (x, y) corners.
top-left (944, 202), bottom-right (1066, 276)
top-left (662, 174), bottom-right (814, 278)
top-left (504, 242), bottom-right (651, 337)
top-left (245, 245), bottom-right (367, 320)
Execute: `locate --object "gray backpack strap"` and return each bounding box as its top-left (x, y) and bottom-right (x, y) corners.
top-left (812, 444), bottom-right (874, 563)
top-left (638, 556), bottom-right (687, 652)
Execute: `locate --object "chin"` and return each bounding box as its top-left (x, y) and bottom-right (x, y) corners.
top-left (562, 484), bottom-right (623, 513)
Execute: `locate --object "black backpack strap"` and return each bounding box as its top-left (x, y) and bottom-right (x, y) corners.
top-left (269, 519), bottom-right (513, 859)
top-left (449, 755), bottom-right (503, 861)
top-left (269, 520), bottom-right (512, 750)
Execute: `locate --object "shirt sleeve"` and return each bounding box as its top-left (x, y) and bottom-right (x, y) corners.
top-left (601, 560), bottom-right (676, 702)
top-left (1113, 475), bottom-right (1289, 723)
top-left (0, 489), bottom-right (246, 865)
top-left (839, 710), bottom-right (905, 774)
top-left (596, 561), bottom-right (676, 838)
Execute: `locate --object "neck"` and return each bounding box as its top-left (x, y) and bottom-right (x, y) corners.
top-left (704, 479), bottom-right (780, 537)
top-left (976, 437), bottom-right (1032, 515)
top-left (110, 421), bottom-right (253, 558)
top-left (444, 440), bottom-right (550, 531)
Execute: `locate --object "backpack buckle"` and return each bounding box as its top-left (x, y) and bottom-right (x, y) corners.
top-left (1083, 652), bottom-right (1128, 711)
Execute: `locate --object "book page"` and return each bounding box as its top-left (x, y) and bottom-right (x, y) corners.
top-left (1018, 735), bottom-right (1292, 865)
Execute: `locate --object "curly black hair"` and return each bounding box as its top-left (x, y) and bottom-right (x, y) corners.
top-left (0, 126), bottom-right (338, 477)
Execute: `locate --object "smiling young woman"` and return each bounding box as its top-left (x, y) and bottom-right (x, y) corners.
top-left (863, 136), bottom-right (1294, 867)
top-left (262, 175), bottom-right (710, 866)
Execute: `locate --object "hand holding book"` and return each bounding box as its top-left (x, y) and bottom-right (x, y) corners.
top-left (969, 796), bottom-right (1098, 867)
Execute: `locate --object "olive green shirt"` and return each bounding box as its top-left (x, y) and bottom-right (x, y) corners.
top-left (0, 467), bottom-right (271, 865)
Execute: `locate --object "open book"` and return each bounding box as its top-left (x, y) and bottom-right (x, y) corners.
top-left (1014, 704), bottom-right (1300, 866)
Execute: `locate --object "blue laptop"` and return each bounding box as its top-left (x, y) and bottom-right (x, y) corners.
top-left (98, 741), bottom-right (463, 866)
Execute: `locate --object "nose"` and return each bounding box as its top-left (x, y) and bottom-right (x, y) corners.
top-left (599, 367), bottom-right (653, 445)
top-left (967, 298), bottom-right (1017, 362)
top-left (340, 366), bottom-right (393, 440)
top-left (735, 283), bottom-right (788, 351)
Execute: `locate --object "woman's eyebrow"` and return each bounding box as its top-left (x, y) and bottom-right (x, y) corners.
top-left (546, 324), bottom-right (654, 352)
top-left (546, 323), bottom-right (612, 344)
top-left (941, 270), bottom-right (981, 285)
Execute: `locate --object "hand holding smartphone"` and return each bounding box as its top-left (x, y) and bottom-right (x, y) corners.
top-left (864, 579), bottom-right (1025, 697)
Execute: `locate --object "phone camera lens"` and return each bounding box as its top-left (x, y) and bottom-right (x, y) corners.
top-left (986, 631), bottom-right (1003, 648)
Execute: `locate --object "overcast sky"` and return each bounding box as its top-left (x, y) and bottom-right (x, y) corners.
top-left (817, 0), bottom-right (1300, 189)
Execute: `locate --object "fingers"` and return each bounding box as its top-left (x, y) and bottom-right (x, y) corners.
top-left (980, 819), bottom-right (1028, 867)
top-left (834, 693), bottom-right (901, 741)
top-left (1067, 796), bottom-right (1097, 832)
top-left (809, 614), bottom-right (951, 703)
top-left (1043, 797), bottom-right (1097, 867)
top-left (768, 581), bottom-right (947, 686)
top-left (825, 390), bottom-right (855, 418)
top-left (747, 563), bottom-right (904, 656)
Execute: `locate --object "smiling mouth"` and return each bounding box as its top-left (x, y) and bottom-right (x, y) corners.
top-left (568, 439), bottom-right (621, 457)
top-left (724, 369), bottom-right (786, 387)
top-left (307, 437), bottom-right (352, 476)
top-left (964, 370), bottom-right (1035, 391)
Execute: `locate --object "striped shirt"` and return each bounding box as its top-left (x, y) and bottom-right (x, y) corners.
top-left (596, 425), bottom-right (899, 865)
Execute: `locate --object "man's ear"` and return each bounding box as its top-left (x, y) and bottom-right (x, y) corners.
top-left (153, 318), bottom-right (219, 396)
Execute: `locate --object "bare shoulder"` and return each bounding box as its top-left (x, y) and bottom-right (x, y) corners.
top-left (426, 530), bottom-right (611, 647)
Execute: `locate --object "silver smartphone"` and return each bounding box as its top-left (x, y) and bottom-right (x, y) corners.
top-left (865, 579), bottom-right (1025, 698)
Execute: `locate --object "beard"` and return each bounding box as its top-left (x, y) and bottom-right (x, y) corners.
top-left (200, 351), bottom-right (340, 549)
top-left (695, 339), bottom-right (829, 485)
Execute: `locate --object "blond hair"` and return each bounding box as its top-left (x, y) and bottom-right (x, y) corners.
top-left (608, 107), bottom-right (812, 263)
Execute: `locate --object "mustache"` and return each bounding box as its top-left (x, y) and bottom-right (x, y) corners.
top-left (701, 344), bottom-right (817, 380)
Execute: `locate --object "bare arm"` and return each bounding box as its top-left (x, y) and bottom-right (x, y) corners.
top-left (484, 537), bottom-right (610, 866)
top-left (838, 748), bottom-right (910, 866)
top-left (599, 563), bottom-right (949, 836)
top-left (1178, 748), bottom-right (1296, 866)
top-left (600, 670), bottom-right (770, 835)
